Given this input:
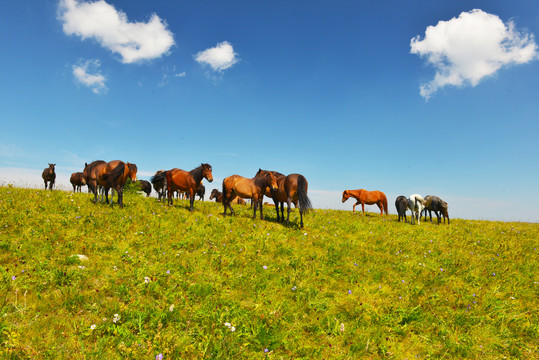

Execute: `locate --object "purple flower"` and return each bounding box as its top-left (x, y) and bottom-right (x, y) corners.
top-left (156, 354), bottom-right (163, 360)
top-left (264, 348), bottom-right (269, 353)
top-left (12, 276), bottom-right (16, 281)
top-left (262, 266), bottom-right (267, 270)
top-left (348, 290), bottom-right (352, 294)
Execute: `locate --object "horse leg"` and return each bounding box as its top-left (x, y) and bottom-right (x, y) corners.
top-left (280, 202), bottom-right (285, 222)
top-left (377, 201), bottom-right (383, 215)
top-left (273, 198), bottom-right (280, 222)
top-left (286, 197), bottom-right (292, 226)
top-left (189, 189), bottom-right (195, 211)
top-left (361, 203), bottom-right (365, 215)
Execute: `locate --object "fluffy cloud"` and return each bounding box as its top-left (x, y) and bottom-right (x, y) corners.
top-left (72, 59), bottom-right (107, 94)
top-left (195, 41), bottom-right (239, 72)
top-left (58, 0), bottom-right (174, 64)
top-left (411, 9), bottom-right (537, 100)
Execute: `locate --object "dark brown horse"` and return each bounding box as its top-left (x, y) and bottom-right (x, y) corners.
top-left (158, 164), bottom-right (213, 211)
top-left (151, 170), bottom-right (167, 201)
top-left (210, 189), bottom-right (246, 204)
top-left (256, 169), bottom-right (302, 225)
top-left (222, 170), bottom-right (278, 219)
top-left (395, 195), bottom-right (408, 222)
top-left (342, 189), bottom-right (388, 215)
top-left (42, 163), bottom-right (56, 190)
top-left (269, 172), bottom-right (312, 228)
top-left (423, 195), bottom-right (450, 224)
top-left (95, 160), bottom-right (137, 207)
top-left (138, 180), bottom-right (152, 197)
top-left (70, 172), bottom-right (86, 192)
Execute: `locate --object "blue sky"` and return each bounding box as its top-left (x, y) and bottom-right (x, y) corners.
top-left (1, 0), bottom-right (538, 222)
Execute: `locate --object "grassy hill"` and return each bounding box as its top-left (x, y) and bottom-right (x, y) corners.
top-left (1, 185), bottom-right (538, 359)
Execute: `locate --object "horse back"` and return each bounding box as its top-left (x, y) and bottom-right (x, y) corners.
top-left (168, 168), bottom-right (194, 191)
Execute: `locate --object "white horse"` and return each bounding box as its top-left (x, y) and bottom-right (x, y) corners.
top-left (408, 194), bottom-right (427, 225)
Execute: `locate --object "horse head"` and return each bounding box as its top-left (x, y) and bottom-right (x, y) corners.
top-left (342, 190), bottom-right (350, 203)
top-left (48, 163), bottom-right (56, 173)
top-left (127, 163), bottom-right (138, 182)
top-left (209, 189), bottom-right (219, 200)
top-left (202, 163), bottom-right (213, 182)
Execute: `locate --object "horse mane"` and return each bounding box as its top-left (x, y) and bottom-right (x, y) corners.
top-left (128, 163), bottom-right (137, 173)
top-left (254, 171), bottom-right (272, 188)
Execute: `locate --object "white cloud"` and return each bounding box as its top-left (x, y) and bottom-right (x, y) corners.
top-left (195, 41), bottom-right (239, 72)
top-left (411, 9), bottom-right (537, 100)
top-left (73, 59), bottom-right (107, 94)
top-left (58, 0), bottom-right (174, 64)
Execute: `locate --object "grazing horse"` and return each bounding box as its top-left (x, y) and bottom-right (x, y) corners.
top-left (138, 180), bottom-right (152, 197)
top-left (95, 161), bottom-right (138, 208)
top-left (158, 163), bottom-right (213, 211)
top-left (395, 195), bottom-right (408, 222)
top-left (407, 194), bottom-right (427, 225)
top-left (423, 195), bottom-right (450, 225)
top-left (209, 189), bottom-right (246, 204)
top-left (70, 172), bottom-right (86, 192)
top-left (222, 170), bottom-right (278, 219)
top-left (42, 163), bottom-right (56, 190)
top-left (151, 170), bottom-right (167, 201)
top-left (342, 189), bottom-right (388, 215)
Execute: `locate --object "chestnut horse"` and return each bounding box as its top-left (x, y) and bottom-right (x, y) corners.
top-left (342, 189), bottom-right (388, 215)
top-left (42, 163), bottom-right (56, 190)
top-left (83, 160), bottom-right (107, 199)
top-left (70, 172), bottom-right (86, 192)
top-left (160, 163), bottom-right (213, 211)
top-left (222, 170), bottom-right (278, 219)
top-left (258, 169), bottom-right (310, 228)
top-left (96, 161), bottom-right (137, 208)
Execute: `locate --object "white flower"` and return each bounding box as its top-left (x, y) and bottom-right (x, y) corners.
top-left (169, 304), bottom-right (174, 312)
top-left (144, 277), bottom-right (151, 284)
top-left (113, 314), bottom-right (120, 323)
top-left (230, 326), bottom-right (236, 332)
top-left (90, 324), bottom-right (96, 330)
top-left (224, 322), bottom-right (231, 328)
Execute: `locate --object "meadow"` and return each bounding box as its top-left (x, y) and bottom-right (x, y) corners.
top-left (0, 184), bottom-right (538, 359)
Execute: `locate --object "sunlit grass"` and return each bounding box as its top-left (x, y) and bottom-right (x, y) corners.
top-left (1, 185), bottom-right (538, 359)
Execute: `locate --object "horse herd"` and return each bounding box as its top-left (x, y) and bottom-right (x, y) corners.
top-left (42, 162), bottom-right (449, 227)
top-left (42, 161), bottom-right (312, 228)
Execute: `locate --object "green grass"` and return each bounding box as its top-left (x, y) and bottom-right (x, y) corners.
top-left (1, 185), bottom-right (538, 359)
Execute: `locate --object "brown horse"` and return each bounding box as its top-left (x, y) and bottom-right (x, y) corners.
top-left (210, 189), bottom-right (246, 204)
top-left (342, 189), bottom-right (388, 215)
top-left (95, 160), bottom-right (137, 207)
top-left (151, 170), bottom-right (167, 201)
top-left (83, 160), bottom-right (107, 199)
top-left (70, 172), bottom-right (86, 192)
top-left (42, 163), bottom-right (56, 190)
top-left (222, 170), bottom-right (278, 219)
top-left (423, 195), bottom-right (450, 225)
top-left (162, 164), bottom-right (213, 211)
top-left (257, 170), bottom-right (307, 227)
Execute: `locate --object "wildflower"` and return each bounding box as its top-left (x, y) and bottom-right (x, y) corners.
top-left (230, 326), bottom-right (236, 332)
top-left (262, 266), bottom-right (267, 270)
top-left (11, 276), bottom-right (16, 281)
top-left (348, 290), bottom-right (352, 294)
top-left (166, 270), bottom-right (170, 274)
top-left (292, 286), bottom-right (297, 291)
top-left (169, 304), bottom-right (174, 312)
top-left (156, 354), bottom-right (163, 360)
top-left (224, 322), bottom-right (231, 327)
top-left (78, 266), bottom-right (85, 269)
top-left (340, 323), bottom-right (345, 332)
top-left (113, 314), bottom-right (120, 323)
top-left (440, 268), bottom-right (443, 272)
top-left (90, 324), bottom-right (96, 330)
top-left (264, 348), bottom-right (269, 353)
top-left (144, 276), bottom-right (151, 284)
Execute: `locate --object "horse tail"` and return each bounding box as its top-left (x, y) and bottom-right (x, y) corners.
top-left (297, 175), bottom-right (312, 213)
top-left (102, 162), bottom-right (126, 186)
top-left (383, 194), bottom-right (389, 215)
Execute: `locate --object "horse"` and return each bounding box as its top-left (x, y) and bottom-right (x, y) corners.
top-left (41, 163), bottom-right (56, 190)
top-left (258, 170), bottom-right (310, 227)
top-left (222, 170), bottom-right (278, 219)
top-left (95, 161), bottom-right (138, 208)
top-left (154, 164), bottom-right (213, 211)
top-left (423, 195), bottom-right (450, 225)
top-left (151, 170), bottom-right (167, 201)
top-left (138, 180), bottom-right (152, 197)
top-left (395, 195), bottom-right (408, 222)
top-left (70, 172), bottom-right (86, 192)
top-left (209, 189), bottom-right (246, 204)
top-left (83, 160), bottom-right (107, 200)
top-left (407, 194), bottom-right (427, 225)
top-left (342, 189), bottom-right (388, 215)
